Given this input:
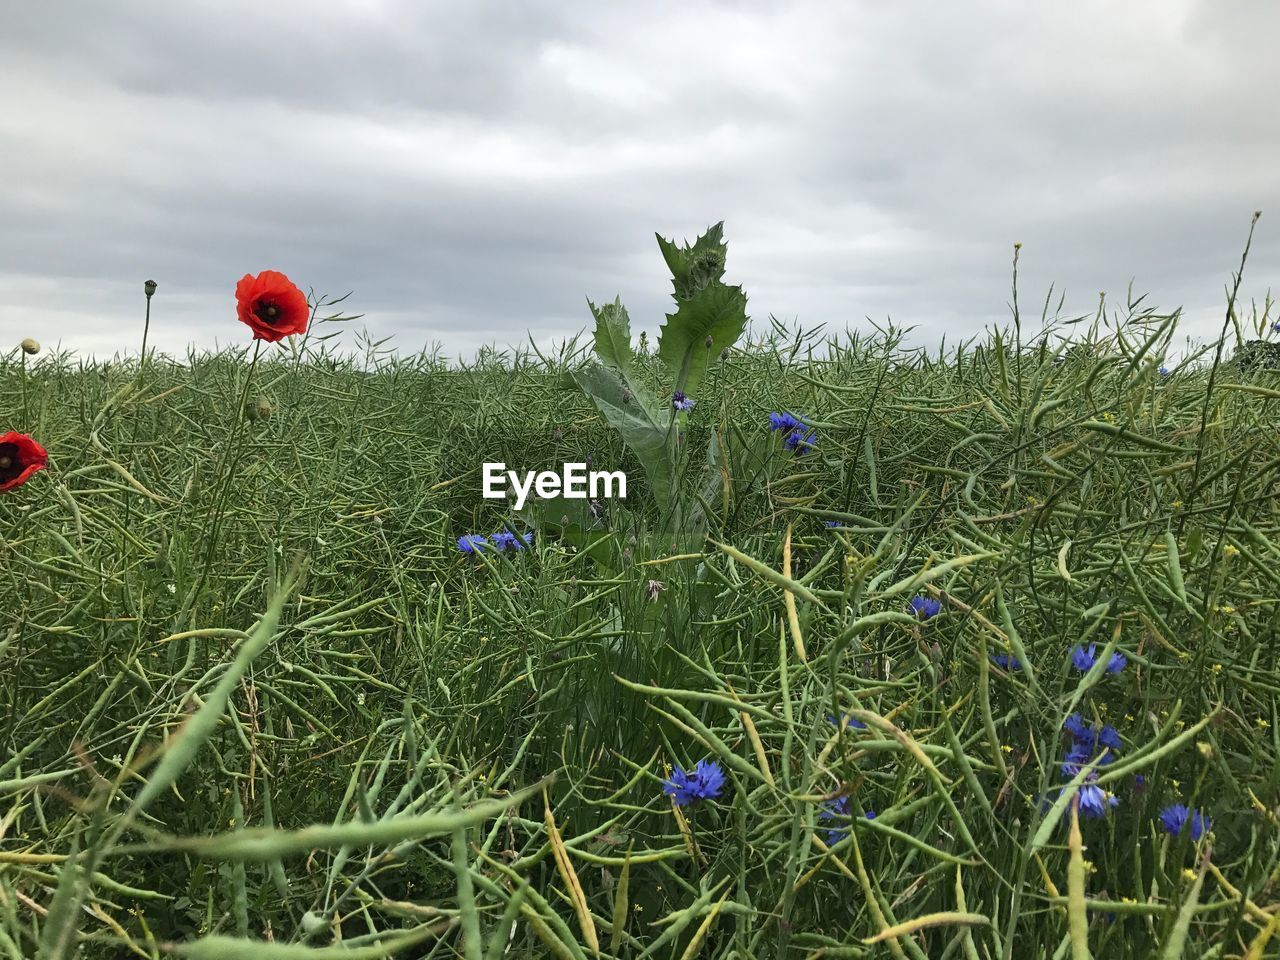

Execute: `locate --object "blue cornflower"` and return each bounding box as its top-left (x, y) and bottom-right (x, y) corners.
top-left (827, 712), bottom-right (867, 730)
top-left (457, 534), bottom-right (489, 555)
top-left (1061, 743), bottom-right (1115, 779)
top-left (1062, 720), bottom-right (1122, 778)
top-left (1071, 644), bottom-right (1128, 674)
top-left (1159, 803), bottom-right (1212, 841)
top-left (817, 797), bottom-right (875, 846)
top-left (1070, 644), bottom-right (1096, 672)
top-left (1095, 724), bottom-right (1123, 751)
top-left (1064, 712), bottom-right (1091, 741)
top-left (492, 530), bottom-right (534, 551)
top-left (908, 595), bottom-right (942, 620)
top-left (768, 411), bottom-right (803, 432)
top-left (663, 759), bottom-right (725, 807)
top-left (1158, 365), bottom-right (1170, 376)
top-left (1076, 783), bottom-right (1119, 819)
top-left (1061, 741), bottom-right (1091, 777)
top-left (784, 427), bottom-right (818, 455)
top-left (990, 653), bottom-right (1022, 671)
top-left (824, 520), bottom-right (842, 528)
top-left (672, 391), bottom-right (695, 412)
top-left (818, 795), bottom-right (851, 845)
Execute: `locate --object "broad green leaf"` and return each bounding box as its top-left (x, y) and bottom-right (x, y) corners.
top-left (571, 362), bottom-right (674, 516)
top-left (657, 282), bottom-right (748, 398)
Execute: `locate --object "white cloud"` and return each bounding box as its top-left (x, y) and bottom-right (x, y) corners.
top-left (1, 0), bottom-right (1276, 362)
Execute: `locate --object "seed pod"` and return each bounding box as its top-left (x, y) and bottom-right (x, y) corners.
top-left (20, 338), bottom-right (40, 355)
top-left (144, 279), bottom-right (158, 298)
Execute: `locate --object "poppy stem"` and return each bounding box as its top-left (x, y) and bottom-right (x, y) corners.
top-left (19, 351), bottom-right (28, 431)
top-left (140, 282), bottom-right (154, 380)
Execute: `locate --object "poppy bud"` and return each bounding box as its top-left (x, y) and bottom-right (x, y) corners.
top-left (20, 338), bottom-right (39, 355)
top-left (144, 279), bottom-right (157, 298)
top-left (622, 389), bottom-right (632, 404)
top-left (300, 911), bottom-right (326, 935)
top-left (245, 396), bottom-right (273, 421)
top-left (704, 334), bottom-right (713, 349)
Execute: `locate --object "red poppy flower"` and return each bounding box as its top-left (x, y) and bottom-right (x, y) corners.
top-left (0, 432), bottom-right (48, 492)
top-left (235, 270), bottom-right (309, 342)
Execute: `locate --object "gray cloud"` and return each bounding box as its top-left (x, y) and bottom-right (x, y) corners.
top-left (2, 0), bottom-right (1276, 362)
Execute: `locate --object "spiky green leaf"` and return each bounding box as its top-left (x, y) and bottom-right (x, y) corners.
top-left (656, 222), bottom-right (727, 301)
top-left (657, 281), bottom-right (748, 397)
top-left (588, 296), bottom-right (634, 373)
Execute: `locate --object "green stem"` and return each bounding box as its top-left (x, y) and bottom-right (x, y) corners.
top-left (19, 351), bottom-right (28, 429)
top-left (178, 340), bottom-right (263, 629)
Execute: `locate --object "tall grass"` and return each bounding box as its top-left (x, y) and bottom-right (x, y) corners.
top-left (1, 280), bottom-right (1279, 957)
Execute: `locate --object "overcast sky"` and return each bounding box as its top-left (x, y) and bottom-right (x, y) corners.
top-left (2, 0), bottom-right (1277, 362)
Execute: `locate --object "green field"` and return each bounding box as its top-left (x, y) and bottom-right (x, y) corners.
top-left (2, 229), bottom-right (1279, 958)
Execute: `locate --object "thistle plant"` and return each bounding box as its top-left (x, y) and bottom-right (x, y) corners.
top-left (572, 222), bottom-right (748, 546)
